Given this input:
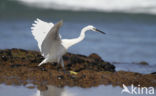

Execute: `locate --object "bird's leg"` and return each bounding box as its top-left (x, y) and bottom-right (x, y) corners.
top-left (38, 59), bottom-right (47, 66)
top-left (56, 57), bottom-right (61, 71)
top-left (60, 57), bottom-right (66, 73)
top-left (56, 63), bottom-right (61, 71)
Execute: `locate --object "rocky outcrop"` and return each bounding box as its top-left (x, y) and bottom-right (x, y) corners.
top-left (0, 49), bottom-right (156, 90)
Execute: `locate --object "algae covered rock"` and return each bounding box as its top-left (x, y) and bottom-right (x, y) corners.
top-left (0, 48), bottom-right (156, 89)
top-left (0, 48), bottom-right (115, 72)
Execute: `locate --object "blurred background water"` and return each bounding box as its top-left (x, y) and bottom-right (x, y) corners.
top-left (0, 1), bottom-right (156, 96)
top-left (0, 0), bottom-right (156, 71)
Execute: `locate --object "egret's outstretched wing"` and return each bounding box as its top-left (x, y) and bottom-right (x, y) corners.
top-left (31, 18), bottom-right (54, 51)
top-left (41, 20), bottom-right (63, 57)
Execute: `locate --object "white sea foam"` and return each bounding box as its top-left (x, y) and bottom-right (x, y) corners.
top-left (17, 0), bottom-right (156, 14)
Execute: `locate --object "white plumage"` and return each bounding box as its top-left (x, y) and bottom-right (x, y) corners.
top-left (31, 18), bottom-right (105, 70)
top-left (31, 18), bottom-right (54, 51)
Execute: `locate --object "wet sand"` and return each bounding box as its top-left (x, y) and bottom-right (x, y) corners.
top-left (0, 49), bottom-right (156, 90)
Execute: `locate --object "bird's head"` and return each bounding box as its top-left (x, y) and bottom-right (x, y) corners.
top-left (85, 25), bottom-right (106, 34)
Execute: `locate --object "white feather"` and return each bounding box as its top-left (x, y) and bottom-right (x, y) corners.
top-left (31, 18), bottom-right (54, 51)
top-left (31, 18), bottom-right (103, 68)
top-left (31, 18), bottom-right (64, 59)
top-left (40, 20), bottom-right (64, 58)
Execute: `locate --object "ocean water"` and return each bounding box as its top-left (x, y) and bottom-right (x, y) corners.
top-left (0, 0), bottom-right (156, 72)
top-left (0, 84), bottom-right (156, 96)
top-left (0, 1), bottom-right (156, 96)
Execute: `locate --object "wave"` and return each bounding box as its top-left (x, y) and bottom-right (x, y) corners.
top-left (17, 0), bottom-right (156, 14)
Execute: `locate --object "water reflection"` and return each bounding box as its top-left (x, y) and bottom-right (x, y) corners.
top-left (32, 85), bottom-right (156, 96)
top-left (33, 86), bottom-right (65, 96)
top-left (0, 84), bottom-right (155, 96)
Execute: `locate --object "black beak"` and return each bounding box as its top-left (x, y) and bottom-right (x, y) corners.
top-left (93, 28), bottom-right (106, 34)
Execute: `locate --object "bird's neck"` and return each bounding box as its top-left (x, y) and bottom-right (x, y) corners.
top-left (62, 27), bottom-right (88, 49)
top-left (77, 28), bottom-right (86, 42)
top-left (70, 27), bottom-right (87, 45)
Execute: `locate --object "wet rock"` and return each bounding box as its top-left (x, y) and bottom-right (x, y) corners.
top-left (151, 72), bottom-right (156, 75)
top-left (1, 56), bottom-right (8, 61)
top-left (39, 67), bottom-right (47, 71)
top-left (27, 86), bottom-right (35, 89)
top-left (57, 75), bottom-right (64, 80)
top-left (0, 48), bottom-right (155, 88)
top-left (89, 53), bottom-right (103, 61)
top-left (139, 61), bottom-right (149, 65)
top-left (10, 64), bottom-right (22, 68)
top-left (70, 75), bottom-right (77, 79)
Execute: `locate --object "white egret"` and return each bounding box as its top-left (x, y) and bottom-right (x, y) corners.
top-left (31, 18), bottom-right (105, 70)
